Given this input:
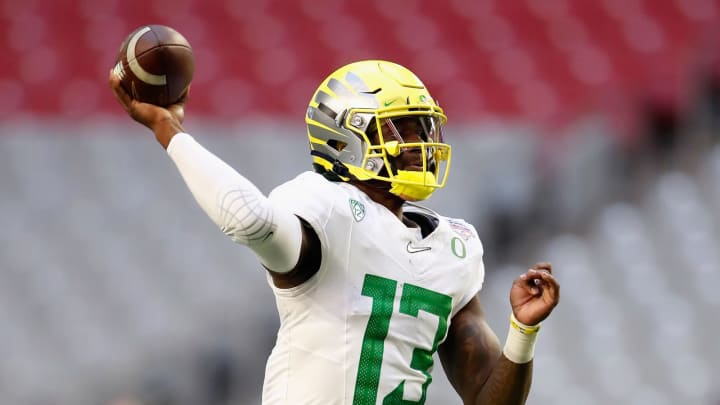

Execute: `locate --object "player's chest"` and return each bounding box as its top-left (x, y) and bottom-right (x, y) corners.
top-left (347, 215), bottom-right (475, 285)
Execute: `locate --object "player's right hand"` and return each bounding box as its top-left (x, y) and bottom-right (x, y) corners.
top-left (109, 70), bottom-right (186, 149)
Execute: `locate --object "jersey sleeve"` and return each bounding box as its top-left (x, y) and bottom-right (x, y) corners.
top-left (268, 172), bottom-right (340, 239)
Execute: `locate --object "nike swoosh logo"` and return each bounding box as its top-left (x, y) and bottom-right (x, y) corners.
top-left (406, 241), bottom-right (431, 253)
top-left (384, 98), bottom-right (400, 107)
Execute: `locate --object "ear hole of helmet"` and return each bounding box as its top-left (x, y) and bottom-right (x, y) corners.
top-left (327, 140), bottom-right (347, 152)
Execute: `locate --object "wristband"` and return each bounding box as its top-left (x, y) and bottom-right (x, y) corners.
top-left (502, 313), bottom-right (540, 364)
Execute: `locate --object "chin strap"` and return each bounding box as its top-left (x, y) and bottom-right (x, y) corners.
top-left (389, 170), bottom-right (437, 201)
top-left (311, 150), bottom-right (438, 201)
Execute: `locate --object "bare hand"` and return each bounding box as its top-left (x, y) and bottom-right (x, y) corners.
top-left (108, 70), bottom-right (186, 148)
top-left (509, 262), bottom-right (560, 326)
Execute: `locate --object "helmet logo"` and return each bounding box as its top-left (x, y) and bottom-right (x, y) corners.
top-left (383, 98), bottom-right (400, 107)
top-left (418, 95), bottom-right (429, 104)
top-left (349, 199), bottom-right (366, 222)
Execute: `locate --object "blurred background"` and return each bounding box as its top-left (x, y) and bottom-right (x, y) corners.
top-left (1, 0), bottom-right (719, 404)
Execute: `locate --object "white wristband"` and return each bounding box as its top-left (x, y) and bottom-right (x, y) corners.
top-left (502, 313), bottom-right (540, 364)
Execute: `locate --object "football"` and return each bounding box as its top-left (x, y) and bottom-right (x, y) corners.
top-left (113, 25), bottom-right (195, 106)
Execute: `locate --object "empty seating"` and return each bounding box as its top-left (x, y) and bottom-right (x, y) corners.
top-left (0, 0), bottom-right (718, 128)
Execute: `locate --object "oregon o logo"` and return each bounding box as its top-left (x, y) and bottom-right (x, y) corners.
top-left (451, 237), bottom-right (466, 258)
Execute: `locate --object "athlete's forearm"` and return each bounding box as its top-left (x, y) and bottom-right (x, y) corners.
top-left (166, 133), bottom-right (302, 272)
top-left (472, 355), bottom-right (532, 405)
top-left (472, 312), bottom-right (541, 404)
top-left (152, 117), bottom-right (185, 149)
top-left (440, 299), bottom-right (536, 405)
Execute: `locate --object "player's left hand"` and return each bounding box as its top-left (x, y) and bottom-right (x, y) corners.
top-left (509, 262), bottom-right (560, 326)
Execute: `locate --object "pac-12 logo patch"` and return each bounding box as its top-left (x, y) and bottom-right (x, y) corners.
top-left (349, 199), bottom-right (365, 222)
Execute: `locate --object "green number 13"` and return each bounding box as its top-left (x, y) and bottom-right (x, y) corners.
top-left (353, 274), bottom-right (452, 405)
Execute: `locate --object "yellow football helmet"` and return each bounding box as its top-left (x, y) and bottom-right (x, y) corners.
top-left (306, 60), bottom-right (451, 201)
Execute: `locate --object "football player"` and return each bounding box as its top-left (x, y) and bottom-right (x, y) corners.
top-left (109, 60), bottom-right (560, 405)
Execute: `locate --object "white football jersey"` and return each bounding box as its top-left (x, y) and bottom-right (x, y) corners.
top-left (263, 171), bottom-right (485, 405)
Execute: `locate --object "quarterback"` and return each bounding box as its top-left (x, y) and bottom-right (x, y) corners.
top-left (109, 60), bottom-right (560, 404)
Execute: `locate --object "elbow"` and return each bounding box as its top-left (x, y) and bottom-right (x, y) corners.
top-left (215, 186), bottom-right (275, 246)
top-left (222, 222), bottom-right (275, 246)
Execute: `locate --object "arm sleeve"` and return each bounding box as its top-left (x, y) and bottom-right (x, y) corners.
top-left (166, 133), bottom-right (302, 273)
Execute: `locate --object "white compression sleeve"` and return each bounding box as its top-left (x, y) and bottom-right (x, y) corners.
top-left (166, 133), bottom-right (302, 273)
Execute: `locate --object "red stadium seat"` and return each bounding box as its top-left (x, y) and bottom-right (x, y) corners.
top-left (1, 0), bottom-right (719, 131)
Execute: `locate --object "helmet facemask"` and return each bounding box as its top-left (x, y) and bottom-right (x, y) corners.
top-left (355, 110), bottom-right (451, 201)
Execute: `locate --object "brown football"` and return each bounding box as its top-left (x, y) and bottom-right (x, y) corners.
top-left (113, 25), bottom-right (194, 106)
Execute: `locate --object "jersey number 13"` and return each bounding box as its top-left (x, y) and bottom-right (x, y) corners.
top-left (353, 274), bottom-right (452, 405)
